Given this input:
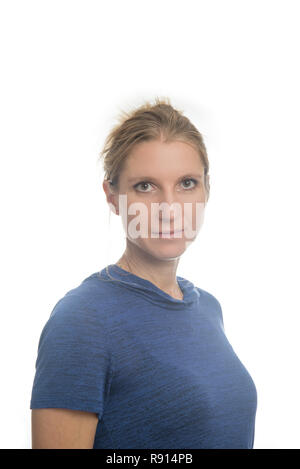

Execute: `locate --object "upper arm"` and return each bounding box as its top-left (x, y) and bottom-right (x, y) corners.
top-left (31, 408), bottom-right (99, 449)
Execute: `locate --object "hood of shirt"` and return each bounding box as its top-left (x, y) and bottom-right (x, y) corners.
top-left (97, 263), bottom-right (200, 310)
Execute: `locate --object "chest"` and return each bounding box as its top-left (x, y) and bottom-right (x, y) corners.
top-left (109, 311), bottom-right (256, 418)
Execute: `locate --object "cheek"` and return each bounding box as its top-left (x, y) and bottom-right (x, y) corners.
top-left (183, 201), bottom-right (206, 236)
top-left (119, 196), bottom-right (205, 240)
top-left (121, 198), bottom-right (152, 239)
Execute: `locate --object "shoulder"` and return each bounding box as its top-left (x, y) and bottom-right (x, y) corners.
top-left (39, 272), bottom-right (113, 345)
top-left (196, 286), bottom-right (222, 309)
top-left (196, 286), bottom-right (224, 326)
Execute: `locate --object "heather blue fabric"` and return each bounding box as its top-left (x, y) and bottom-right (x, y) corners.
top-left (30, 264), bottom-right (257, 449)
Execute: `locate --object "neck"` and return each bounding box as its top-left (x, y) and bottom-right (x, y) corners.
top-left (116, 242), bottom-right (183, 300)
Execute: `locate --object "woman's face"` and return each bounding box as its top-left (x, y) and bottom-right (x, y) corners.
top-left (107, 138), bottom-right (207, 261)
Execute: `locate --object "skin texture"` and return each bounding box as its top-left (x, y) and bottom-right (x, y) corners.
top-left (103, 137), bottom-right (207, 299)
top-left (31, 408), bottom-right (99, 449)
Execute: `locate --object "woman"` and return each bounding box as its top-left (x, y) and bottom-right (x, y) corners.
top-left (30, 97), bottom-right (257, 449)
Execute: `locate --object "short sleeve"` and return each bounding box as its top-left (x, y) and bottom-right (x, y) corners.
top-left (30, 294), bottom-right (112, 420)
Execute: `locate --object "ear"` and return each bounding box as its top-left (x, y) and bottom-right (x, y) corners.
top-left (102, 180), bottom-right (119, 215)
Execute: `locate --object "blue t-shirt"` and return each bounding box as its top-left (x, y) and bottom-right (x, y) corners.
top-left (30, 264), bottom-right (257, 449)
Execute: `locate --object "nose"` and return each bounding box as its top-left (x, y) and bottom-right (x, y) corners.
top-left (154, 189), bottom-right (182, 226)
top-left (159, 187), bottom-right (181, 206)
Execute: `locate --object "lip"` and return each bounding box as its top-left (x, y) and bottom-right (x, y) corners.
top-left (154, 229), bottom-right (183, 235)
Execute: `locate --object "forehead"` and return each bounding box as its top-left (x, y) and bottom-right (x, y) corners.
top-left (122, 139), bottom-right (203, 179)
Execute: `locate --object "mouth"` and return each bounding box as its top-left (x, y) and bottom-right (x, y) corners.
top-left (153, 229), bottom-right (183, 236)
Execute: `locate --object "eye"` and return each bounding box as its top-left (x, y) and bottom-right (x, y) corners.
top-left (181, 178), bottom-right (199, 190)
top-left (133, 178), bottom-right (199, 193)
top-left (133, 181), bottom-right (153, 192)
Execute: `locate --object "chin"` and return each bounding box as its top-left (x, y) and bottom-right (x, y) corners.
top-left (143, 239), bottom-right (193, 260)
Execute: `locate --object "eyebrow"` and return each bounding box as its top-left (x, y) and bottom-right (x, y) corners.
top-left (127, 173), bottom-right (204, 182)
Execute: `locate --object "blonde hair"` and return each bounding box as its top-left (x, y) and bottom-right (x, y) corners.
top-left (98, 96), bottom-right (210, 282)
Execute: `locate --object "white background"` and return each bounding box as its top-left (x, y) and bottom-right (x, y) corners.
top-left (1, 0), bottom-right (299, 449)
